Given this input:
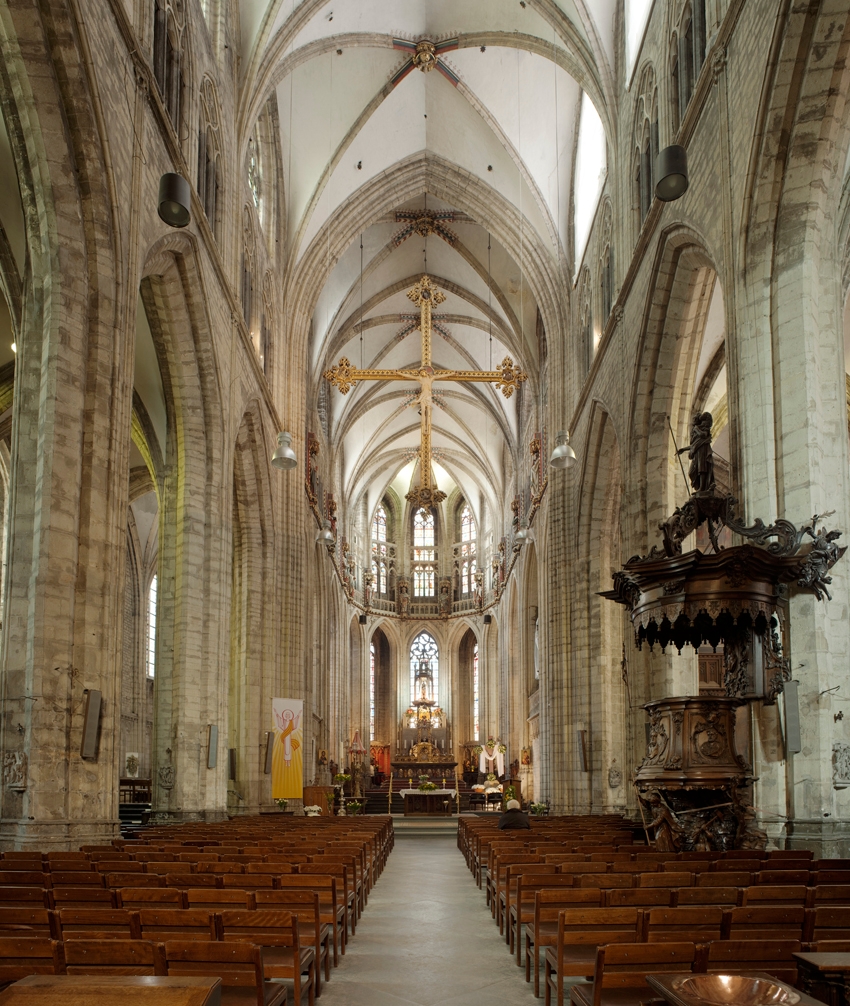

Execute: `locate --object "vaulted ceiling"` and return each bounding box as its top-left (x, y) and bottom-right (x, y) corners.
top-left (237, 0), bottom-right (618, 521)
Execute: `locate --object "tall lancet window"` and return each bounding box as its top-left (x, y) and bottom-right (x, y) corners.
top-left (410, 631), bottom-right (439, 703)
top-left (412, 508), bottom-right (436, 597)
top-left (473, 642), bottom-right (479, 741)
top-left (369, 641), bottom-right (376, 741)
top-left (460, 504), bottom-right (476, 595)
top-left (147, 575), bottom-right (158, 679)
top-left (372, 505), bottom-right (388, 595)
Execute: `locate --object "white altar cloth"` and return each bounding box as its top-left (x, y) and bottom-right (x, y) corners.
top-left (400, 788), bottom-right (458, 798)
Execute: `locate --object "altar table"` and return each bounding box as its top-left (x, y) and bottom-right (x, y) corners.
top-left (0, 975), bottom-right (222, 1006)
top-left (400, 788), bottom-right (458, 816)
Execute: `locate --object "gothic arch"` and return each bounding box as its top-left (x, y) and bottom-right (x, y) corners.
top-left (627, 225), bottom-right (720, 554)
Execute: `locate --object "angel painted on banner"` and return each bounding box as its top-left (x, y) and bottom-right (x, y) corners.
top-left (272, 702), bottom-right (303, 800)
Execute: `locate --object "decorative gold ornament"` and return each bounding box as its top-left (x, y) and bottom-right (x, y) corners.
top-left (323, 275), bottom-right (528, 505)
top-left (412, 40), bottom-right (437, 72)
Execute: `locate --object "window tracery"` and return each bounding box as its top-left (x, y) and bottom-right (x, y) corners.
top-left (633, 65), bottom-right (658, 226)
top-left (369, 641), bottom-right (376, 741)
top-left (371, 505), bottom-right (389, 596)
top-left (579, 268), bottom-right (593, 371)
top-left (412, 508), bottom-right (436, 597)
top-left (260, 272), bottom-right (274, 376)
top-left (241, 207), bottom-right (255, 334)
top-left (410, 631), bottom-right (438, 704)
top-left (197, 78), bottom-right (221, 236)
top-left (598, 200), bottom-right (614, 326)
top-left (460, 504), bottom-right (477, 596)
top-left (247, 137), bottom-right (261, 210)
top-left (152, 0), bottom-right (184, 131)
top-left (676, 3), bottom-right (707, 124)
top-left (146, 574), bottom-right (158, 679)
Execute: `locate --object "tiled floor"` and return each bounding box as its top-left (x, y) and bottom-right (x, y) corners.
top-left (315, 833), bottom-right (540, 1006)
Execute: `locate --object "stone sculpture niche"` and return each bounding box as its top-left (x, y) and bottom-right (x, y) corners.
top-left (603, 413), bottom-right (846, 851)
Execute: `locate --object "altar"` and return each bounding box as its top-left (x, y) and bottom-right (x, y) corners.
top-left (400, 788), bottom-right (458, 816)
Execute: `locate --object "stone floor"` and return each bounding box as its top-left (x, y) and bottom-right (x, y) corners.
top-left (315, 834), bottom-right (540, 1006)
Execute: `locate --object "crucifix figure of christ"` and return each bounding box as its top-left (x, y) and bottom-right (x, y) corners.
top-left (323, 275), bottom-right (527, 507)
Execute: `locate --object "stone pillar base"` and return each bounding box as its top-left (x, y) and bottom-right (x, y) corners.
top-left (0, 819), bottom-right (120, 852)
top-left (785, 818), bottom-right (850, 858)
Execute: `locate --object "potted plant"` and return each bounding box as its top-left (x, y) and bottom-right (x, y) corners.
top-left (346, 799), bottom-right (363, 816)
top-left (529, 801), bottom-right (548, 817)
top-left (304, 805), bottom-right (322, 817)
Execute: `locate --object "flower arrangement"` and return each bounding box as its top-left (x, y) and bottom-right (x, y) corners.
top-left (418, 774), bottom-right (437, 792)
top-left (504, 785), bottom-right (517, 802)
top-left (346, 800), bottom-right (363, 815)
top-left (485, 772), bottom-right (498, 784)
top-left (275, 798), bottom-right (288, 811)
top-left (304, 805), bottom-right (322, 817)
top-left (333, 773), bottom-right (350, 786)
top-left (529, 802), bottom-right (547, 816)
top-left (484, 735), bottom-right (507, 754)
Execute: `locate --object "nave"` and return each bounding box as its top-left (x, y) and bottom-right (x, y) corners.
top-left (318, 830), bottom-right (535, 1006)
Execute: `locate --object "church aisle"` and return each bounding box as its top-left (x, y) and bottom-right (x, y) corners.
top-left (316, 833), bottom-right (537, 1006)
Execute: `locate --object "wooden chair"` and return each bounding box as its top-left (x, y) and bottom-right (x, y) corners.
top-left (223, 874), bottom-right (276, 893)
top-left (0, 887), bottom-right (50, 910)
top-left (117, 887), bottom-right (185, 910)
top-left (0, 871), bottom-right (51, 889)
top-left (94, 860), bottom-right (143, 874)
top-left (641, 906), bottom-right (725, 942)
top-left (578, 874), bottom-right (633, 890)
top-left (145, 861), bottom-right (188, 875)
top-left (697, 871), bottom-right (751, 888)
top-left (704, 938), bottom-right (801, 984)
top-left (254, 890), bottom-right (330, 991)
top-left (186, 888), bottom-right (255, 912)
top-left (162, 939), bottom-right (287, 1006)
top-left (218, 909), bottom-right (315, 1006)
top-left (277, 876), bottom-right (346, 961)
top-left (507, 873), bottom-right (575, 957)
top-left (810, 885), bottom-right (850, 904)
top-left (167, 872), bottom-right (220, 889)
top-left (541, 907), bottom-right (643, 1006)
top-left (807, 906), bottom-right (850, 945)
top-left (758, 870), bottom-right (811, 886)
top-left (568, 942), bottom-right (699, 1006)
top-left (672, 887), bottom-right (741, 907)
top-left (0, 907), bottom-right (58, 937)
top-left (770, 850), bottom-right (813, 861)
top-left (196, 863), bottom-right (246, 875)
top-left (0, 936), bottom-right (63, 988)
top-left (726, 905), bottom-right (808, 941)
top-left (58, 908), bottom-right (140, 939)
top-left (605, 889), bottom-right (671, 908)
top-left (50, 870), bottom-right (102, 888)
top-left (640, 872), bottom-right (692, 888)
top-left (106, 872), bottom-right (164, 889)
top-left (51, 887), bottom-right (116, 909)
top-left (524, 886), bottom-right (608, 991)
top-left (59, 938), bottom-right (164, 976)
top-left (138, 908), bottom-right (217, 941)
top-left (0, 859), bottom-right (48, 872)
top-left (743, 885), bottom-right (808, 907)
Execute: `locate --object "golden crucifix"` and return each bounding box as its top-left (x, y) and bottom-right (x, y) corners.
top-left (324, 275), bottom-right (527, 507)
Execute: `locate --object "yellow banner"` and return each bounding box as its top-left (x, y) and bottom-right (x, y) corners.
top-left (271, 698), bottom-right (303, 800)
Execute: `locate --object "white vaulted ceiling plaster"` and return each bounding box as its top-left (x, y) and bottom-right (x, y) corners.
top-left (237, 0), bottom-right (616, 522)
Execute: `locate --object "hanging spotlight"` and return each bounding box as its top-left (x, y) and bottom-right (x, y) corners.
top-left (549, 430), bottom-right (577, 469)
top-left (315, 519), bottom-right (335, 545)
top-left (359, 614), bottom-right (368, 625)
top-left (655, 145), bottom-right (689, 202)
top-left (271, 431), bottom-right (297, 470)
top-left (514, 521), bottom-right (529, 545)
top-left (483, 614), bottom-right (492, 625)
top-left (157, 173), bottom-right (191, 228)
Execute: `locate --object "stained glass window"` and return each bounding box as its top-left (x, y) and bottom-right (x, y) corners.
top-left (413, 508), bottom-right (436, 597)
top-left (373, 506), bottom-right (387, 542)
top-left (372, 506), bottom-right (388, 594)
top-left (147, 575), bottom-right (158, 679)
top-left (461, 505), bottom-right (475, 542)
top-left (410, 631), bottom-right (439, 704)
top-left (462, 559), bottom-right (477, 596)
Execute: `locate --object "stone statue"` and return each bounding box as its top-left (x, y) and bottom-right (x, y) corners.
top-left (397, 577), bottom-right (410, 617)
top-left (677, 412), bottom-right (715, 494)
top-left (799, 527), bottom-right (844, 601)
top-left (438, 578), bottom-right (451, 616)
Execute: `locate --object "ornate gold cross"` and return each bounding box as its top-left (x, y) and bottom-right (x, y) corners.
top-left (324, 275), bottom-right (527, 506)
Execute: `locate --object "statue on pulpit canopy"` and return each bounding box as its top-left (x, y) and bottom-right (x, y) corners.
top-left (677, 412), bottom-right (715, 494)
